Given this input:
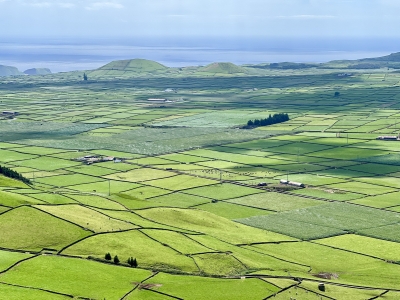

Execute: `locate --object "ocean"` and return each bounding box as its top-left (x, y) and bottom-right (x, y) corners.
top-left (1, 37), bottom-right (399, 73)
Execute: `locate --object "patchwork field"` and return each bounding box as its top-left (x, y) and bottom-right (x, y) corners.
top-left (0, 62), bottom-right (400, 298)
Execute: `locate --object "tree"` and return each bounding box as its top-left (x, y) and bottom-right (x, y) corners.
top-left (334, 91), bottom-right (340, 97)
top-left (247, 120), bottom-right (254, 126)
top-left (83, 73), bottom-right (88, 81)
top-left (113, 255), bottom-right (120, 264)
top-left (127, 257), bottom-right (137, 267)
top-left (105, 253), bottom-right (111, 260)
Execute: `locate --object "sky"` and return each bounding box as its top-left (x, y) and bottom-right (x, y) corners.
top-left (1, 0), bottom-right (400, 40)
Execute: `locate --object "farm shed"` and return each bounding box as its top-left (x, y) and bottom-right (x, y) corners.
top-left (279, 179), bottom-right (305, 188)
top-left (148, 98), bottom-right (167, 102)
top-left (2, 111), bottom-right (19, 116)
top-left (376, 135), bottom-right (399, 141)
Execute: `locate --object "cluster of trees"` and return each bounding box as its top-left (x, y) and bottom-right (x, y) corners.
top-left (246, 113), bottom-right (289, 128)
top-left (105, 253), bottom-right (137, 267)
top-left (0, 165), bottom-right (31, 184)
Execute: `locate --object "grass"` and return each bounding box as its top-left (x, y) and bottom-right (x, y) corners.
top-left (196, 201), bottom-right (270, 219)
top-left (0, 255), bottom-right (151, 300)
top-left (0, 283), bottom-right (69, 300)
top-left (184, 183), bottom-right (262, 200)
top-left (62, 230), bottom-right (199, 273)
top-left (141, 229), bottom-right (210, 254)
top-left (326, 181), bottom-right (396, 195)
top-left (105, 168), bottom-right (174, 182)
top-left (68, 180), bottom-right (139, 195)
top-left (36, 204), bottom-right (135, 232)
top-left (147, 193), bottom-right (209, 208)
top-left (35, 174), bottom-right (103, 187)
top-left (237, 202), bottom-right (400, 239)
top-left (137, 207), bottom-right (295, 244)
top-left (350, 192), bottom-right (400, 208)
top-left (357, 223), bottom-right (400, 243)
top-left (16, 157), bottom-right (81, 171)
top-left (0, 190), bottom-right (44, 207)
top-left (64, 193), bottom-right (125, 210)
top-left (144, 272), bottom-right (279, 300)
top-left (292, 188), bottom-right (363, 201)
top-left (0, 249), bottom-right (32, 272)
top-left (0, 206), bottom-right (91, 251)
top-left (96, 209), bottom-right (192, 232)
top-left (237, 214), bottom-right (345, 240)
top-left (316, 234), bottom-right (400, 261)
top-left (145, 175), bottom-right (217, 191)
top-left (3, 63), bottom-right (400, 297)
top-left (252, 242), bottom-right (400, 288)
top-left (227, 192), bottom-right (324, 211)
top-left (0, 149), bottom-right (37, 163)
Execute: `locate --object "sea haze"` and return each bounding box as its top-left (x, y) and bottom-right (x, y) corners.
top-left (1, 37), bottom-right (400, 73)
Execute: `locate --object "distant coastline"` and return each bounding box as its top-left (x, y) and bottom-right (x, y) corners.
top-left (1, 37), bottom-right (399, 73)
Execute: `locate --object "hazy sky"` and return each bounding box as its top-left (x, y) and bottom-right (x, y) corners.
top-left (1, 0), bottom-right (400, 40)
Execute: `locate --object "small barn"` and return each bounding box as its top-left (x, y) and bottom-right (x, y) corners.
top-left (376, 135), bottom-right (399, 141)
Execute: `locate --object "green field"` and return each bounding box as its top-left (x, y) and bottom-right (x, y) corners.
top-left (1, 57), bottom-right (400, 298)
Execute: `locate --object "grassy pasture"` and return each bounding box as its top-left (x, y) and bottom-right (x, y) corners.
top-left (0, 249), bottom-right (32, 272)
top-left (326, 181), bottom-right (396, 195)
top-left (0, 190), bottom-right (44, 207)
top-left (238, 202), bottom-right (400, 240)
top-left (95, 209), bottom-right (193, 232)
top-left (292, 188), bottom-right (363, 201)
top-left (145, 273), bottom-right (279, 300)
top-left (105, 168), bottom-right (174, 182)
top-left (350, 191), bottom-right (400, 208)
top-left (309, 146), bottom-right (388, 160)
top-left (3, 64), bottom-right (400, 297)
top-left (0, 255), bottom-right (151, 300)
top-left (36, 204), bottom-right (135, 232)
top-left (62, 230), bottom-right (199, 273)
top-left (227, 192), bottom-right (323, 211)
top-left (141, 229), bottom-right (211, 254)
top-left (145, 175), bottom-right (217, 191)
top-left (316, 234), bottom-right (400, 261)
top-left (276, 173), bottom-right (347, 186)
top-left (0, 175), bottom-right (36, 190)
top-left (196, 201), bottom-right (270, 219)
top-left (68, 179), bottom-right (139, 195)
top-left (184, 183), bottom-right (262, 200)
top-left (0, 206), bottom-right (91, 251)
top-left (15, 156), bottom-right (81, 171)
top-left (357, 223), bottom-right (400, 243)
top-left (148, 193), bottom-right (210, 208)
top-left (0, 149), bottom-right (37, 163)
top-left (35, 173), bottom-right (103, 187)
top-left (9, 146), bottom-right (68, 155)
top-left (252, 242), bottom-right (400, 288)
top-left (237, 214), bottom-right (345, 240)
top-left (137, 207), bottom-right (294, 244)
top-left (0, 283), bottom-right (71, 300)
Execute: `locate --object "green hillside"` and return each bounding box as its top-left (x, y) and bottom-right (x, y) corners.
top-left (197, 62), bottom-right (248, 74)
top-left (97, 59), bottom-right (168, 72)
top-left (0, 65), bottom-right (22, 76)
top-left (24, 68), bottom-right (52, 75)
